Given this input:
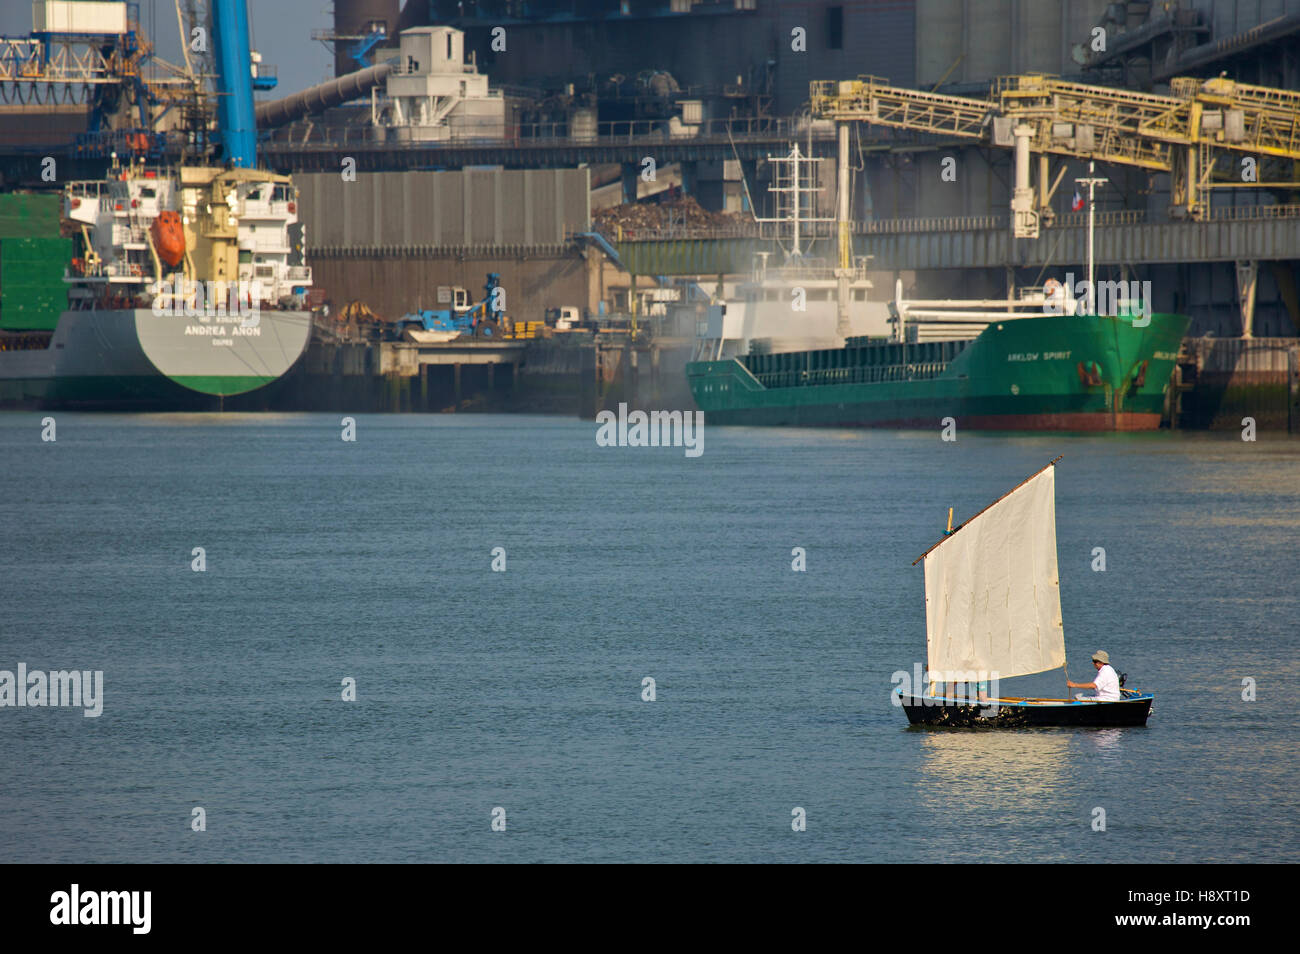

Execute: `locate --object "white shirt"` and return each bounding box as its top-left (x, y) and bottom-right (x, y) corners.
top-left (1092, 664), bottom-right (1120, 701)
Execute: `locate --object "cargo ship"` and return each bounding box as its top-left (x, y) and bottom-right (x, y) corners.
top-left (0, 158), bottom-right (313, 409)
top-left (687, 277), bottom-right (1190, 430)
top-left (685, 135), bottom-right (1190, 431)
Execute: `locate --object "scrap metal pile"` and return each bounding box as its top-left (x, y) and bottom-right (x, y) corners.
top-left (593, 197), bottom-right (752, 238)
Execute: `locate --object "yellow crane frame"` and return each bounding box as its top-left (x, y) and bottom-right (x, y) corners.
top-left (811, 73), bottom-right (1300, 224)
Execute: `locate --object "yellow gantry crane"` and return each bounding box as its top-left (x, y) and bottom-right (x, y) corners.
top-left (811, 72), bottom-right (1300, 236)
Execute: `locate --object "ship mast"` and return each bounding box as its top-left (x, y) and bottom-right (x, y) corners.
top-left (1076, 161), bottom-right (1108, 315)
top-left (754, 143), bottom-right (832, 261)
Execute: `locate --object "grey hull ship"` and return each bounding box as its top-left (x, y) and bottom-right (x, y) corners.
top-left (0, 308), bottom-right (312, 409)
top-left (0, 159), bottom-right (313, 409)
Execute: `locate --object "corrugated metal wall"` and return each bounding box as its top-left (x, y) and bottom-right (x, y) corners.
top-left (915, 0), bottom-right (1112, 87)
top-left (773, 1), bottom-right (916, 107)
top-left (298, 169), bottom-right (591, 249)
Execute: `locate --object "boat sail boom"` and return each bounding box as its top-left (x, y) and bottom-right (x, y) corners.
top-left (918, 459), bottom-right (1067, 681)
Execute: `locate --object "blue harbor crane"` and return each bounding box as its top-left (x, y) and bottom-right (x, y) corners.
top-left (0, 0), bottom-right (275, 167)
top-left (210, 0), bottom-right (257, 168)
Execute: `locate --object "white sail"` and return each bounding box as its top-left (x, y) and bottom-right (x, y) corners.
top-left (923, 466), bottom-right (1066, 680)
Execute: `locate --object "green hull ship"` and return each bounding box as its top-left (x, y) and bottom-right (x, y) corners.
top-left (687, 310), bottom-right (1190, 431)
top-left (681, 138), bottom-right (1193, 432)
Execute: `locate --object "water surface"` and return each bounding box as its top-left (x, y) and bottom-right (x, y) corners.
top-left (0, 414), bottom-right (1295, 862)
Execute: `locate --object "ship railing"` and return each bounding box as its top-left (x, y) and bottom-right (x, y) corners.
top-left (67, 261), bottom-right (145, 281)
top-left (66, 180), bottom-right (106, 200)
top-left (243, 195), bottom-right (299, 218)
top-left (754, 361), bottom-right (948, 389)
top-left (68, 261), bottom-right (103, 280)
top-left (900, 305), bottom-right (1045, 317)
top-left (248, 236), bottom-right (290, 252)
top-left (111, 222), bottom-right (149, 245)
top-left (908, 325), bottom-right (987, 341)
top-left (755, 263), bottom-right (872, 283)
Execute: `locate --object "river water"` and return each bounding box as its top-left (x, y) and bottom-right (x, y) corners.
top-left (1, 413), bottom-right (1296, 862)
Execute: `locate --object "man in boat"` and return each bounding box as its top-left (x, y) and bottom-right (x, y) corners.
top-left (1066, 650), bottom-right (1121, 701)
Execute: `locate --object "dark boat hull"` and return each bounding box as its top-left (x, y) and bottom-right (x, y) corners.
top-left (898, 692), bottom-right (1153, 728)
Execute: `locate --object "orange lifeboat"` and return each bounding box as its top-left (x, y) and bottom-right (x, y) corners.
top-left (150, 211), bottom-right (185, 268)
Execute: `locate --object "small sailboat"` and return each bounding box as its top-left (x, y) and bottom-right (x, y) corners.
top-left (896, 457), bottom-right (1154, 727)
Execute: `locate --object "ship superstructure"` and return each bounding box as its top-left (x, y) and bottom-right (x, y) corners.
top-left (694, 253), bottom-right (890, 361)
top-left (693, 144), bottom-right (890, 361)
top-left (63, 158), bottom-right (310, 310)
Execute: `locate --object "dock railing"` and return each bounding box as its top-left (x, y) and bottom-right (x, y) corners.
top-left (264, 115), bottom-right (847, 149)
top-left (592, 204), bottom-right (1300, 242)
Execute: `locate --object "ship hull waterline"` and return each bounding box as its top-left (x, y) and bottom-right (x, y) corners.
top-left (897, 692), bottom-right (1154, 728)
top-left (0, 307), bottom-right (313, 409)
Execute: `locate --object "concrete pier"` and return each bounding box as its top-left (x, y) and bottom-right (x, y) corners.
top-left (271, 326), bottom-right (1298, 432)
top-left (1174, 337), bottom-right (1300, 432)
top-left (271, 331), bottom-right (697, 416)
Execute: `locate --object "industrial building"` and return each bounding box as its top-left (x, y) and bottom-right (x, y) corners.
top-left (1, 0), bottom-right (1298, 419)
top-left (255, 0), bottom-right (1300, 340)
